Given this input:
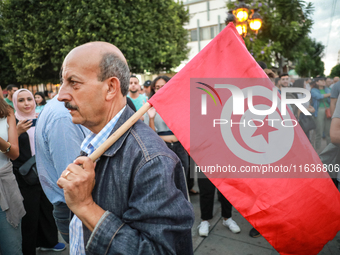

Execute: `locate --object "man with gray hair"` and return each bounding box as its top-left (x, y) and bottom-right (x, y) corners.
top-left (57, 42), bottom-right (194, 254)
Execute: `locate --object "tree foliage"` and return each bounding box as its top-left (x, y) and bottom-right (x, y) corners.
top-left (0, 0), bottom-right (189, 84)
top-left (295, 37), bottom-right (324, 77)
top-left (330, 64), bottom-right (340, 78)
top-left (227, 0), bottom-right (314, 73)
top-left (0, 24), bottom-right (17, 88)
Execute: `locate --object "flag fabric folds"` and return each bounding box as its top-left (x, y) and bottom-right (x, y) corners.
top-left (148, 23), bottom-right (340, 255)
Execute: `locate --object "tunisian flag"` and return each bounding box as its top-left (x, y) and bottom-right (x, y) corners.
top-left (148, 23), bottom-right (340, 254)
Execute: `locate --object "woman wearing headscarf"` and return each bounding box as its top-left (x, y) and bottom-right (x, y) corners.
top-left (0, 95), bottom-right (25, 254)
top-left (12, 89), bottom-right (65, 254)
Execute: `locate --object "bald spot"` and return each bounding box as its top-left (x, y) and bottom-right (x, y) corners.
top-left (62, 42), bottom-right (127, 74)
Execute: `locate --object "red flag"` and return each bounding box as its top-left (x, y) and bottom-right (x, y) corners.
top-left (148, 23), bottom-right (340, 255)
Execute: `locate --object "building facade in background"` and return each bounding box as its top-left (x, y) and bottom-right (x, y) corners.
top-left (175, 0), bottom-right (228, 72)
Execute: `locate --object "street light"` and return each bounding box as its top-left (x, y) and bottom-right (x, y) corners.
top-left (233, 0), bottom-right (249, 22)
top-left (226, 1), bottom-right (263, 37)
top-left (248, 9), bottom-right (262, 34)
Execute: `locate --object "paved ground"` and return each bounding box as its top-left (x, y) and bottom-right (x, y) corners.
top-left (190, 190), bottom-right (340, 255)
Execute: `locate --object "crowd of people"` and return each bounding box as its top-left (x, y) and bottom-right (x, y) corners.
top-left (0, 43), bottom-right (340, 255)
top-left (0, 87), bottom-right (66, 254)
top-left (274, 73), bottom-right (339, 153)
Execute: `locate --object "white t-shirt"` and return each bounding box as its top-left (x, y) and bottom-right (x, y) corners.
top-left (0, 117), bottom-right (9, 166)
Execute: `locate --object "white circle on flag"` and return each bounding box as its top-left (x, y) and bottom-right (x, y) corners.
top-left (220, 86), bottom-right (294, 164)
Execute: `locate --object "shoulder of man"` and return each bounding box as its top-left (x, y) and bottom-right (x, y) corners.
top-left (103, 107), bottom-right (178, 165)
top-left (4, 97), bottom-right (12, 104)
top-left (38, 97), bottom-right (71, 124)
top-left (131, 120), bottom-right (178, 162)
top-left (37, 97), bottom-right (87, 136)
top-left (331, 81), bottom-right (340, 98)
top-left (332, 96), bottom-right (340, 119)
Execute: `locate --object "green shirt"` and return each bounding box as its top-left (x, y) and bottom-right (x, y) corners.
top-left (4, 97), bottom-right (15, 111)
top-left (127, 94), bottom-right (148, 111)
top-left (319, 89), bottom-right (329, 108)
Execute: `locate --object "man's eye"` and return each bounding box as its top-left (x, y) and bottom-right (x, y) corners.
top-left (71, 81), bottom-right (80, 87)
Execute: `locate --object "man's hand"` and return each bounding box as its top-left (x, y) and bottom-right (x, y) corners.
top-left (57, 157), bottom-right (96, 216)
top-left (57, 157), bottom-right (105, 232)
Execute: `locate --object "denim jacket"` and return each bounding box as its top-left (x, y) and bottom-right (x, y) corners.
top-left (311, 87), bottom-right (330, 117)
top-left (80, 106), bottom-right (194, 255)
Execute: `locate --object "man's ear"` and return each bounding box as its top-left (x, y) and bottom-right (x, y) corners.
top-left (106, 77), bottom-right (120, 101)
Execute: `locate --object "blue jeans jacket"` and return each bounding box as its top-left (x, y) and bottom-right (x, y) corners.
top-left (78, 106), bottom-right (194, 254)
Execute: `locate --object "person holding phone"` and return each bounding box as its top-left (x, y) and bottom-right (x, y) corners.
top-left (12, 89), bottom-right (65, 254)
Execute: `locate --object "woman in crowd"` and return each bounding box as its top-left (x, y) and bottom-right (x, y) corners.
top-left (310, 78), bottom-right (331, 152)
top-left (34, 91), bottom-right (47, 114)
top-left (0, 97), bottom-right (25, 254)
top-left (144, 76), bottom-right (198, 194)
top-left (12, 89), bottom-right (65, 254)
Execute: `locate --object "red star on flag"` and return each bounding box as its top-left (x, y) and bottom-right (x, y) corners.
top-left (251, 116), bottom-right (278, 143)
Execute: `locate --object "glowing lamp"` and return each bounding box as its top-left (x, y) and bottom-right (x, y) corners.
top-left (233, 0), bottom-right (249, 22)
top-left (249, 19), bottom-right (262, 31)
top-left (235, 9), bottom-right (248, 22)
top-left (225, 1), bottom-right (263, 38)
top-left (236, 23), bottom-right (247, 37)
top-left (249, 9), bottom-right (263, 33)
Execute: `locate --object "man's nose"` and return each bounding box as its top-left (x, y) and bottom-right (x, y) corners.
top-left (57, 84), bottom-right (71, 102)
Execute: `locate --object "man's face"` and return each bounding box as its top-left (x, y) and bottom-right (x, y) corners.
top-left (129, 77), bottom-right (140, 94)
top-left (58, 51), bottom-right (107, 129)
top-left (326, 78), bottom-right (333, 87)
top-left (9, 87), bottom-right (18, 97)
top-left (144, 86), bottom-right (151, 97)
top-left (280, 76), bottom-right (289, 87)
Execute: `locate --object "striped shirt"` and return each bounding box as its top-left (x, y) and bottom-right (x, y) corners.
top-left (69, 106), bottom-right (125, 254)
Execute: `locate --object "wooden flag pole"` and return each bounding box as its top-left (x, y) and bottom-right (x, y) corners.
top-left (88, 102), bottom-right (152, 162)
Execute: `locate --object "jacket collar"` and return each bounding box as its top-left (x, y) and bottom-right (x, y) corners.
top-left (101, 105), bottom-right (135, 157)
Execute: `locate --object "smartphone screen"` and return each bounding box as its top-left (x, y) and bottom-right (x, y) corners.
top-left (28, 119), bottom-right (37, 127)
